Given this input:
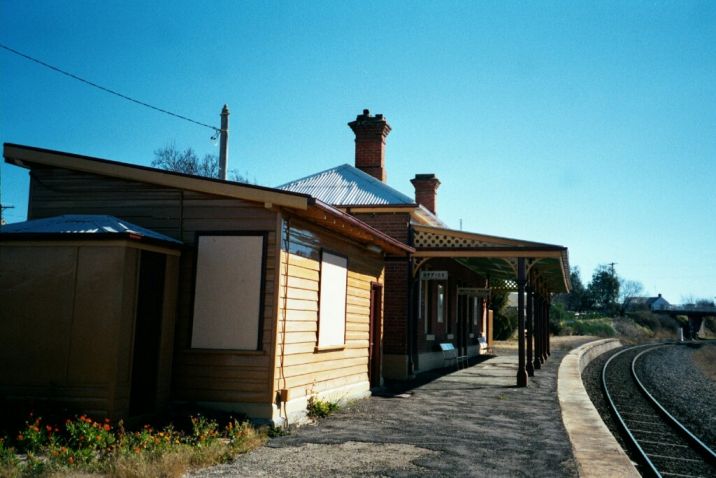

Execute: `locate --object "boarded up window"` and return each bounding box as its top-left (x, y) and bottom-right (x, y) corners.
top-left (191, 234), bottom-right (264, 350)
top-left (318, 251), bottom-right (347, 347)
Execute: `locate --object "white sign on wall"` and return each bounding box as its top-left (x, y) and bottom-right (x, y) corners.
top-left (420, 270), bottom-right (448, 280)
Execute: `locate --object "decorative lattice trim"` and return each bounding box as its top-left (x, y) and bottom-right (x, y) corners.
top-left (414, 229), bottom-right (495, 248)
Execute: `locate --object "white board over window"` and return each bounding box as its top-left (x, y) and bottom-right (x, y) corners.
top-left (318, 251), bottom-right (348, 347)
top-left (191, 235), bottom-right (264, 350)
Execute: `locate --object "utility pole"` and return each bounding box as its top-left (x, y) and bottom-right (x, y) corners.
top-left (608, 262), bottom-right (617, 275)
top-left (219, 104), bottom-right (229, 180)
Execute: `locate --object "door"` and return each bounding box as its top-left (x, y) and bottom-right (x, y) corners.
top-left (129, 251), bottom-right (166, 416)
top-left (368, 283), bottom-right (383, 388)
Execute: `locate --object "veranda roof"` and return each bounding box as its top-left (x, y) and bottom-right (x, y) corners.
top-left (412, 224), bottom-right (571, 293)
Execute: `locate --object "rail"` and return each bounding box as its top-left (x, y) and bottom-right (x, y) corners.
top-left (602, 343), bottom-right (716, 477)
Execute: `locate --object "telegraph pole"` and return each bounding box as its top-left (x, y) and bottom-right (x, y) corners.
top-left (219, 104), bottom-right (229, 180)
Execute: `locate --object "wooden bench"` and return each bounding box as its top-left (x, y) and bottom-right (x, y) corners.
top-left (439, 342), bottom-right (468, 370)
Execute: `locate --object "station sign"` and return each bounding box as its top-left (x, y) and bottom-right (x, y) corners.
top-left (420, 270), bottom-right (448, 280)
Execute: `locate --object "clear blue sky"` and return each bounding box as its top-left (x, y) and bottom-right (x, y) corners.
top-left (1, 1), bottom-right (714, 303)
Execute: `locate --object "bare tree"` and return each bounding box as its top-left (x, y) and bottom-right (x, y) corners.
top-left (152, 143), bottom-right (248, 182)
top-left (619, 278), bottom-right (644, 304)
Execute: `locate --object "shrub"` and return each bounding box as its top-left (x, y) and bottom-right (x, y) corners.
top-left (550, 318), bottom-right (563, 336)
top-left (306, 396), bottom-right (339, 419)
top-left (629, 311), bottom-right (660, 331)
top-left (189, 415), bottom-right (219, 447)
top-left (549, 303), bottom-right (570, 335)
top-left (0, 413), bottom-right (267, 477)
top-left (627, 311), bottom-right (684, 338)
top-left (493, 309), bottom-right (517, 340)
top-left (613, 317), bottom-right (652, 340)
top-left (560, 317), bottom-right (615, 337)
top-left (0, 437), bottom-right (18, 469)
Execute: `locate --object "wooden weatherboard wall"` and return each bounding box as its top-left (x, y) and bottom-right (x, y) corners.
top-left (0, 240), bottom-right (179, 419)
top-left (25, 166), bottom-right (282, 419)
top-left (21, 164), bottom-right (390, 424)
top-left (272, 217), bottom-right (384, 424)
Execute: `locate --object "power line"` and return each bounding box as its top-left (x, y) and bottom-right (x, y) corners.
top-left (0, 42), bottom-right (220, 135)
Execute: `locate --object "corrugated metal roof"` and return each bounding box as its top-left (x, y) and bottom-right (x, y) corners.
top-left (0, 215), bottom-right (182, 244)
top-left (277, 164), bottom-right (416, 206)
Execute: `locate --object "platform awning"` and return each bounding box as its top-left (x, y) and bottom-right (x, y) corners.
top-left (412, 224), bottom-right (571, 293)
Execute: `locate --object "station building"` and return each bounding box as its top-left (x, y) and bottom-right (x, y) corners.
top-left (1, 144), bottom-right (410, 424)
top-left (280, 110), bottom-right (571, 381)
top-left (1, 110), bottom-right (570, 424)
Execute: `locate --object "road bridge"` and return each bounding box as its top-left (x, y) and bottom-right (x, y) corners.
top-left (654, 305), bottom-right (716, 338)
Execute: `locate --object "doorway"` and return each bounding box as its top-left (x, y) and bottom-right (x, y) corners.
top-left (129, 251), bottom-right (166, 416)
top-left (368, 283), bottom-right (383, 388)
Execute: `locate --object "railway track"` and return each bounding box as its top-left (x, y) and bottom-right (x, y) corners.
top-left (602, 343), bottom-right (716, 477)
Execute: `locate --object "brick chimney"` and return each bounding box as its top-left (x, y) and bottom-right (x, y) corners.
top-left (411, 174), bottom-right (441, 214)
top-left (348, 109), bottom-right (391, 182)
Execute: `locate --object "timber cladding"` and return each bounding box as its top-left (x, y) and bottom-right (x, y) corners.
top-left (0, 241), bottom-right (179, 420)
top-left (21, 164), bottom-right (389, 422)
top-left (274, 217), bottom-right (384, 405)
top-left (25, 166), bottom-right (282, 409)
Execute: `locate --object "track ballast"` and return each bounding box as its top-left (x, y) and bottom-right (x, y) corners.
top-left (601, 343), bottom-right (716, 477)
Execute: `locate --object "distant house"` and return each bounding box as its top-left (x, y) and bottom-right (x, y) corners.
top-left (623, 294), bottom-right (670, 313)
top-left (1, 143), bottom-right (411, 424)
top-left (280, 110), bottom-right (571, 383)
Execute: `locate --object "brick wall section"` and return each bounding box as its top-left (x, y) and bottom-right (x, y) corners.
top-left (353, 213), bottom-right (411, 243)
top-left (382, 260), bottom-right (410, 355)
top-left (351, 213), bottom-right (412, 356)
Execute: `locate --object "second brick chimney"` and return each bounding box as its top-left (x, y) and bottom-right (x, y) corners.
top-left (348, 109), bottom-right (392, 182)
top-left (411, 174), bottom-right (441, 215)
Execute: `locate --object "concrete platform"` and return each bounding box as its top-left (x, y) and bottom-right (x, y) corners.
top-left (189, 337), bottom-right (631, 477)
top-left (558, 339), bottom-right (640, 477)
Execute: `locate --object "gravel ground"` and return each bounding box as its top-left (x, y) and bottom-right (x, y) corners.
top-left (582, 341), bottom-right (716, 471)
top-left (188, 336), bottom-right (593, 478)
top-left (638, 342), bottom-right (716, 450)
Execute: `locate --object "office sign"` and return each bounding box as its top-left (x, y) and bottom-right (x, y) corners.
top-left (420, 270), bottom-right (448, 280)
